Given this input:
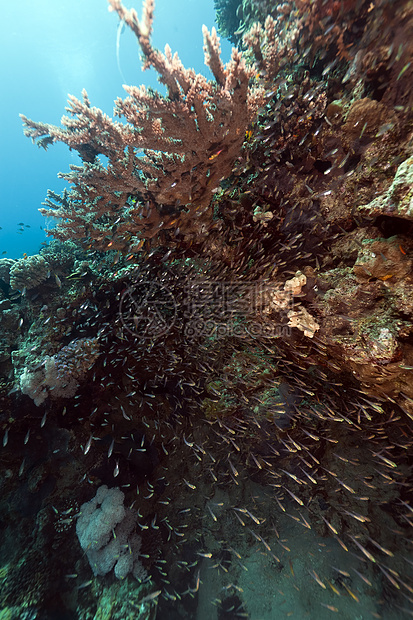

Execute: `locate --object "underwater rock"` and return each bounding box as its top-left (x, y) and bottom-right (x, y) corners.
top-left (358, 156), bottom-right (413, 220)
top-left (353, 235), bottom-right (413, 282)
top-left (343, 97), bottom-right (391, 148)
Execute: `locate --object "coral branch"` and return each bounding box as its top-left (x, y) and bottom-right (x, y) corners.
top-left (21, 0), bottom-right (263, 253)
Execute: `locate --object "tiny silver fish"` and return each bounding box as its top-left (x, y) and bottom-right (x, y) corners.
top-left (114, 460), bottom-right (120, 477)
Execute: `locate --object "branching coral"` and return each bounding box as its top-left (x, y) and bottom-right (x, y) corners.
top-left (20, 0), bottom-right (263, 253)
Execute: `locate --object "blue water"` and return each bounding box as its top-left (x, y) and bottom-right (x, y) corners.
top-left (0, 0), bottom-right (232, 259)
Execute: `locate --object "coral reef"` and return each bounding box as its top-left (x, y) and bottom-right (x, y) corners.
top-left (9, 255), bottom-right (50, 292)
top-left (20, 0), bottom-right (263, 253)
top-left (1, 0), bottom-right (413, 618)
top-left (20, 337), bottom-right (100, 406)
